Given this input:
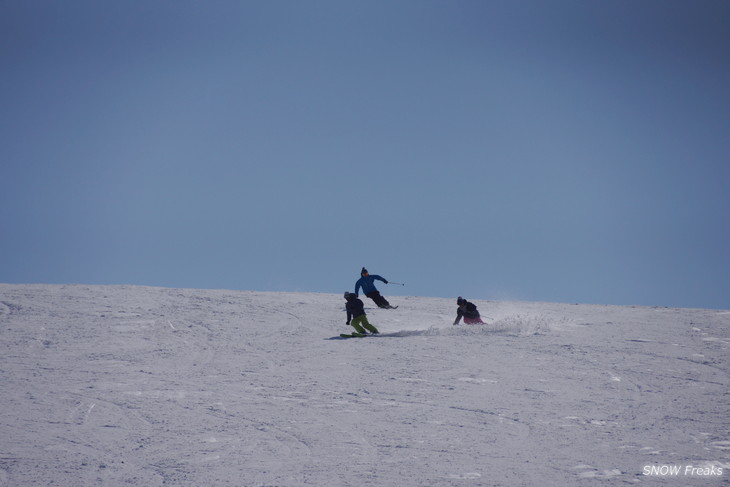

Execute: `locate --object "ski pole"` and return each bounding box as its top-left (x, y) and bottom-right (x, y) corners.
top-left (388, 281), bottom-right (405, 286)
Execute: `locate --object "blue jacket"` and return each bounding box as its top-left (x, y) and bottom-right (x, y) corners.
top-left (355, 274), bottom-right (387, 296)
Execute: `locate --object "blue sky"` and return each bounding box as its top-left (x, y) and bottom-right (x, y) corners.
top-left (2, 0), bottom-right (729, 309)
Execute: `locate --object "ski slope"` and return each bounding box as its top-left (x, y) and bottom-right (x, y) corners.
top-left (0, 284), bottom-right (728, 486)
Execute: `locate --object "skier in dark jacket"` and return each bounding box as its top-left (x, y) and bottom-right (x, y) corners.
top-left (344, 292), bottom-right (379, 335)
top-left (355, 267), bottom-right (395, 309)
top-left (453, 297), bottom-right (485, 325)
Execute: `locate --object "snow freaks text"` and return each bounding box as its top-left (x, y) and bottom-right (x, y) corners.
top-left (643, 464), bottom-right (723, 477)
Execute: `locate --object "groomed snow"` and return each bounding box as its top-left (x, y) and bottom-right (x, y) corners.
top-left (0, 284), bottom-right (728, 486)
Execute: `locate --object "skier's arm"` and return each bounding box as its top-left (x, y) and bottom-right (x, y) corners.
top-left (354, 279), bottom-right (362, 296)
top-left (372, 275), bottom-right (388, 284)
top-left (453, 308), bottom-right (463, 325)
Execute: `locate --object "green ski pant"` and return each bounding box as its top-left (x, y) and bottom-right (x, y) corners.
top-left (350, 314), bottom-right (378, 334)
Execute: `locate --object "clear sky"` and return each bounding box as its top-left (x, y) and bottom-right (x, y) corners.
top-left (2, 0), bottom-right (729, 309)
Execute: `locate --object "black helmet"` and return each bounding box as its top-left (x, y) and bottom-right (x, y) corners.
top-left (457, 296), bottom-right (466, 305)
top-left (344, 292), bottom-right (354, 300)
top-left (361, 267), bottom-right (368, 275)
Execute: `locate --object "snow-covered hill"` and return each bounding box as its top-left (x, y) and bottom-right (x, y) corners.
top-left (0, 284), bottom-right (728, 486)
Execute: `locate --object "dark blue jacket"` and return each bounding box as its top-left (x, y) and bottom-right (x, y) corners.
top-left (355, 274), bottom-right (387, 296)
top-left (346, 297), bottom-right (366, 322)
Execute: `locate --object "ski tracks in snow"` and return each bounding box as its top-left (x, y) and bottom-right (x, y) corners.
top-left (1, 285), bottom-right (728, 486)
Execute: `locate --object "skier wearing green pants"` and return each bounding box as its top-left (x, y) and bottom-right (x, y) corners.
top-left (344, 292), bottom-right (379, 335)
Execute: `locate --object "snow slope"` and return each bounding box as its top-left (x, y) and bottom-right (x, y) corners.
top-left (0, 284), bottom-right (728, 486)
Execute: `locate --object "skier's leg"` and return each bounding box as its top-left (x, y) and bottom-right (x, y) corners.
top-left (472, 312), bottom-right (485, 324)
top-left (368, 291), bottom-right (390, 308)
top-left (350, 316), bottom-right (367, 334)
top-left (361, 316), bottom-right (379, 334)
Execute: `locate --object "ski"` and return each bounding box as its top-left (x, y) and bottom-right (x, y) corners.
top-left (339, 332), bottom-right (367, 338)
top-left (329, 332), bottom-right (384, 340)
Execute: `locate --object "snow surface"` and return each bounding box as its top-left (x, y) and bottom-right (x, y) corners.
top-left (0, 284), bottom-right (728, 486)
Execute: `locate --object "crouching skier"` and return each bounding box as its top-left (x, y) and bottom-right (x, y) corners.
top-left (453, 296), bottom-right (486, 325)
top-left (344, 292), bottom-right (379, 335)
